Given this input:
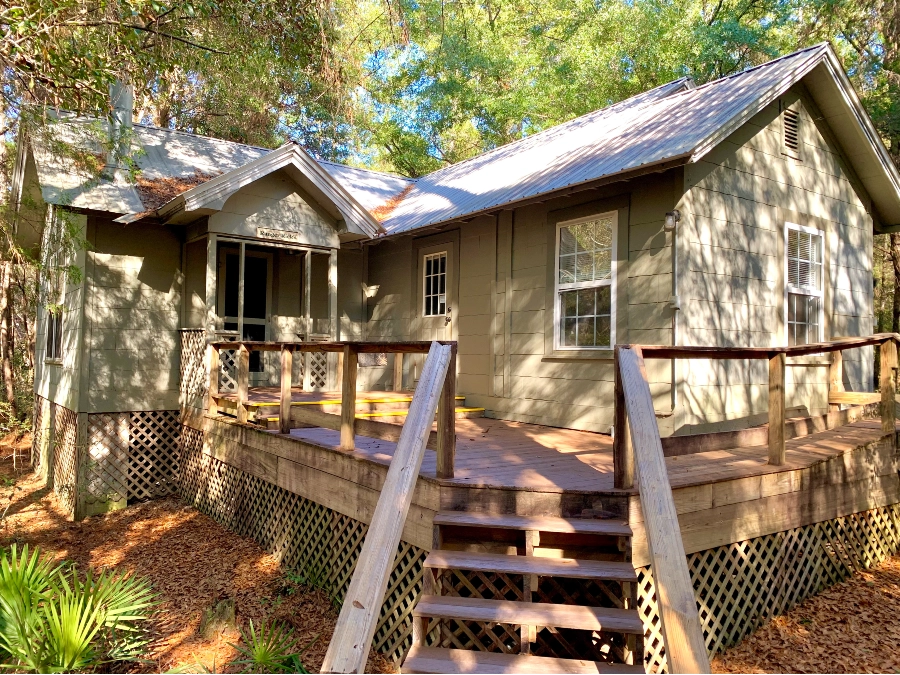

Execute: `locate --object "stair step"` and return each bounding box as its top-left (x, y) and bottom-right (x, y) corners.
top-left (402, 646), bottom-right (645, 674)
top-left (413, 596), bottom-right (644, 634)
top-left (434, 512), bottom-right (632, 537)
top-left (425, 550), bottom-right (636, 582)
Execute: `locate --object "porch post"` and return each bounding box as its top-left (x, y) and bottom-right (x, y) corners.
top-left (328, 248), bottom-right (338, 390)
top-left (237, 241), bottom-right (246, 340)
top-left (303, 251), bottom-right (312, 391)
top-left (205, 233), bottom-right (217, 337)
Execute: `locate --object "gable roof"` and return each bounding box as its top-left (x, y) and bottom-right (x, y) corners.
top-left (20, 43), bottom-right (900, 238)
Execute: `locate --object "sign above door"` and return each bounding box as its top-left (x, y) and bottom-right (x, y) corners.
top-left (257, 227), bottom-right (302, 244)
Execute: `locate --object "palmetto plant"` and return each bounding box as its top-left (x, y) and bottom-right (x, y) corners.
top-left (0, 544), bottom-right (157, 673)
top-left (229, 619), bottom-right (316, 674)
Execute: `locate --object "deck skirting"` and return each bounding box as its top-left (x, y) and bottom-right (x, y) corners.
top-left (638, 502), bottom-right (900, 672)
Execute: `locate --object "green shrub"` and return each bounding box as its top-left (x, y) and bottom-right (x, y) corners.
top-left (229, 619), bottom-right (315, 674)
top-left (0, 544), bottom-right (157, 672)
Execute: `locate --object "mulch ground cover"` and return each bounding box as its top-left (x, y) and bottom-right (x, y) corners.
top-left (0, 433), bottom-right (394, 674)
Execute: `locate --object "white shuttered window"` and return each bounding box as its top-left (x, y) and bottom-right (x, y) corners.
top-left (785, 223), bottom-right (823, 346)
top-left (555, 212), bottom-right (616, 349)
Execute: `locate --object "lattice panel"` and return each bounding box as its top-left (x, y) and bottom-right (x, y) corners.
top-left (310, 352), bottom-right (328, 389)
top-left (179, 329), bottom-right (207, 411)
top-left (176, 432), bottom-right (426, 665)
top-left (30, 394), bottom-right (48, 473)
top-left (359, 353), bottom-right (388, 367)
top-left (85, 414), bottom-right (128, 504)
top-left (128, 411), bottom-right (180, 500)
top-left (219, 349), bottom-right (237, 392)
top-left (51, 404), bottom-right (78, 517)
top-left (637, 502), bottom-right (900, 673)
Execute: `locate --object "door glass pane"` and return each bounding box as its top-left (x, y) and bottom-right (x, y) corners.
top-left (243, 256), bottom-right (268, 320)
top-left (224, 253), bottom-right (239, 317)
top-left (244, 324), bottom-right (265, 371)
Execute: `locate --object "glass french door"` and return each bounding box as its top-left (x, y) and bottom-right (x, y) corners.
top-left (218, 248), bottom-right (273, 373)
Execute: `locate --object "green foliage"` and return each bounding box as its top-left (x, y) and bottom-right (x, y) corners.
top-left (0, 545), bottom-right (158, 673)
top-left (228, 619), bottom-right (315, 674)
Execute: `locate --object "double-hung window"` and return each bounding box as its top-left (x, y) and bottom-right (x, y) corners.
top-left (46, 309), bottom-right (63, 361)
top-left (555, 212), bottom-right (615, 349)
top-left (785, 222), bottom-right (823, 346)
top-left (423, 252), bottom-right (447, 317)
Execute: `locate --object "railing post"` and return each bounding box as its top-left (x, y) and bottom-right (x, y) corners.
top-left (436, 346), bottom-right (457, 479)
top-left (880, 338), bottom-right (897, 437)
top-left (828, 349), bottom-right (843, 413)
top-left (614, 346), bottom-right (634, 489)
top-left (393, 353), bottom-right (404, 391)
top-left (280, 345), bottom-right (293, 435)
top-left (768, 351), bottom-right (786, 466)
top-left (340, 345), bottom-right (358, 450)
top-left (237, 343), bottom-right (250, 424)
top-left (207, 343), bottom-right (220, 416)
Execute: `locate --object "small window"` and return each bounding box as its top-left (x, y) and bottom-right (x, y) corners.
top-left (46, 310), bottom-right (63, 361)
top-left (423, 252), bottom-right (447, 316)
top-left (785, 223), bottom-right (823, 346)
top-left (555, 213), bottom-right (615, 349)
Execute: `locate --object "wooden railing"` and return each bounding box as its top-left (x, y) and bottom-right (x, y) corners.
top-left (614, 333), bottom-right (900, 490)
top-left (322, 342), bottom-right (454, 673)
top-left (206, 339), bottom-right (458, 478)
top-left (614, 333), bottom-right (900, 673)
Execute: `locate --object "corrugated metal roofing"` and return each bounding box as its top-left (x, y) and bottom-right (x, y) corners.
top-left (318, 161), bottom-right (414, 213)
top-left (377, 44), bottom-right (828, 234)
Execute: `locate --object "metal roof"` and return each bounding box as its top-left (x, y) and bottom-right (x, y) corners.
top-left (377, 45), bottom-right (830, 234)
top-left (25, 43), bottom-right (900, 233)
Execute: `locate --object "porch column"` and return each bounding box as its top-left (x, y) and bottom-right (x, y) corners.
top-left (303, 251), bottom-right (312, 391)
top-left (205, 233), bottom-right (217, 338)
top-left (328, 248), bottom-right (338, 390)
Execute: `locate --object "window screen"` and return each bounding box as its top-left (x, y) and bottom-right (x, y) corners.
top-left (423, 252), bottom-right (447, 317)
top-left (46, 310), bottom-right (62, 360)
top-left (557, 215), bottom-right (614, 349)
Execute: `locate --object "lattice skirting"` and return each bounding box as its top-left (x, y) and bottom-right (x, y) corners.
top-left (178, 426), bottom-right (426, 664)
top-left (30, 394), bottom-right (79, 517)
top-left (84, 411), bottom-right (181, 508)
top-left (637, 503), bottom-right (900, 673)
top-left (180, 329), bottom-right (207, 411)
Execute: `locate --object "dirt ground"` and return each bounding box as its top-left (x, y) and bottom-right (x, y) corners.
top-left (2, 432), bottom-right (899, 674)
top-left (0, 434), bottom-right (394, 674)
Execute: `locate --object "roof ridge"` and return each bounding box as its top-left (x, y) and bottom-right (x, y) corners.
top-left (318, 159), bottom-right (416, 181)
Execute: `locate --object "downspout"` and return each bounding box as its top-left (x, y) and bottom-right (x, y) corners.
top-left (665, 210), bottom-right (681, 410)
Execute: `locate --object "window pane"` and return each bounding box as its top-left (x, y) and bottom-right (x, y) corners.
top-left (575, 252), bottom-right (592, 282)
top-left (597, 286), bottom-right (611, 314)
top-left (563, 291), bottom-right (577, 317)
top-left (593, 249), bottom-right (611, 280)
top-left (562, 318), bottom-right (577, 346)
top-left (577, 317), bottom-right (595, 346)
top-left (596, 316), bottom-right (611, 347)
top-left (787, 227), bottom-right (822, 291)
top-left (787, 292), bottom-right (819, 346)
top-left (423, 252), bottom-right (448, 316)
top-left (576, 288), bottom-right (595, 316)
top-left (559, 228), bottom-right (577, 256)
top-left (559, 254), bottom-right (576, 284)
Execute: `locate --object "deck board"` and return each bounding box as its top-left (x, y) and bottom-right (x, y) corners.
top-left (279, 404), bottom-right (893, 493)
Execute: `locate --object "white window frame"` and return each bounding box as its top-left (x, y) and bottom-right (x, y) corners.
top-left (422, 250), bottom-right (448, 317)
top-left (553, 211), bottom-right (617, 351)
top-left (45, 309), bottom-right (63, 362)
top-left (784, 221), bottom-right (824, 346)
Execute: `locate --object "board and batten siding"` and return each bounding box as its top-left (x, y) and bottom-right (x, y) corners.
top-left (84, 218), bottom-right (183, 412)
top-left (34, 207), bottom-right (87, 412)
top-left (677, 86), bottom-right (874, 432)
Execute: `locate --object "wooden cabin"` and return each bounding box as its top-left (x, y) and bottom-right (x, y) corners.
top-left (13, 43), bottom-right (900, 672)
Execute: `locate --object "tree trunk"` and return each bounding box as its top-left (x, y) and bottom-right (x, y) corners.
top-left (0, 261), bottom-right (16, 419)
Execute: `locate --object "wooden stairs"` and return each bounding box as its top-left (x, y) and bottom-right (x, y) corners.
top-left (402, 512), bottom-right (645, 674)
top-left (253, 393), bottom-right (485, 429)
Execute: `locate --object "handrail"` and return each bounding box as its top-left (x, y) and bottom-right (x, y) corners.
top-left (618, 345), bottom-right (711, 673)
top-left (321, 342), bottom-right (453, 674)
top-left (206, 339), bottom-right (458, 478)
top-left (614, 333), bottom-right (899, 482)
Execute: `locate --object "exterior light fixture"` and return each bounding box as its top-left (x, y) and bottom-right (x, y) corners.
top-left (664, 209), bottom-right (681, 232)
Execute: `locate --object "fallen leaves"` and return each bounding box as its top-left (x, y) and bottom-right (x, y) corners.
top-left (713, 555), bottom-right (900, 673)
top-left (0, 435), bottom-right (395, 674)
